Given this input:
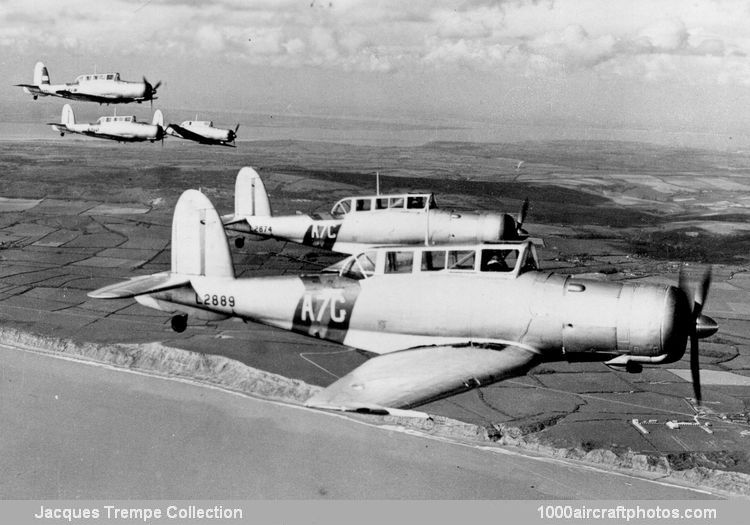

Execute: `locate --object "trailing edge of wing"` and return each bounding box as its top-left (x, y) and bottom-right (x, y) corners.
top-left (88, 272), bottom-right (190, 299)
top-left (305, 344), bottom-right (540, 412)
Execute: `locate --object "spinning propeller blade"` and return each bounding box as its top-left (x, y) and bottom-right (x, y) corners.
top-left (143, 77), bottom-right (161, 108)
top-left (516, 197), bottom-right (529, 237)
top-left (226, 123), bottom-right (240, 143)
top-left (678, 266), bottom-right (715, 404)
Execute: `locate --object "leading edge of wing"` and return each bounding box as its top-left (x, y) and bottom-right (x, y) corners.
top-left (55, 91), bottom-right (134, 104)
top-left (167, 124), bottom-right (216, 144)
top-left (305, 343), bottom-right (540, 413)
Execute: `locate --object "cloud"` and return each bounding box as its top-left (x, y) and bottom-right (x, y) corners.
top-left (2, 0), bottom-right (750, 83)
top-left (635, 19), bottom-right (689, 52)
top-left (524, 24), bottom-right (617, 70)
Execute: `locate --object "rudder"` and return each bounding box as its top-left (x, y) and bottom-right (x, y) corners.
top-left (171, 190), bottom-right (234, 278)
top-left (235, 167), bottom-right (272, 218)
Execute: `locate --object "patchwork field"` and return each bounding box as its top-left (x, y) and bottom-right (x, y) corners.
top-left (1, 138), bottom-right (749, 481)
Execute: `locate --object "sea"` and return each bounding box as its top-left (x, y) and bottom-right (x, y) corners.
top-left (0, 112), bottom-right (746, 151)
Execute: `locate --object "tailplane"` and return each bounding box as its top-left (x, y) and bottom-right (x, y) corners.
top-left (234, 167), bottom-right (272, 218)
top-left (88, 189), bottom-right (233, 302)
top-left (33, 62), bottom-right (50, 85)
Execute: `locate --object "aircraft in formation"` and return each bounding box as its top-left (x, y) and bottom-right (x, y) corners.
top-left (166, 119), bottom-right (240, 147)
top-left (223, 168), bottom-right (532, 253)
top-left (50, 104), bottom-right (166, 143)
top-left (17, 62), bottom-right (160, 105)
top-left (90, 187), bottom-right (718, 413)
top-left (17, 61), bottom-right (240, 146)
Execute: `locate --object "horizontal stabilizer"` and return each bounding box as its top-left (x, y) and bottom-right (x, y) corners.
top-left (88, 272), bottom-right (190, 299)
top-left (305, 344), bottom-right (539, 411)
top-left (221, 213), bottom-right (246, 226)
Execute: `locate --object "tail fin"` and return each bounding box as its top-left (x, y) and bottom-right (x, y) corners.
top-left (171, 189), bottom-right (234, 278)
top-left (33, 62), bottom-right (50, 85)
top-left (235, 167), bottom-right (272, 218)
top-left (61, 104), bottom-right (74, 126)
top-left (88, 190), bottom-right (232, 301)
top-left (152, 109), bottom-right (164, 127)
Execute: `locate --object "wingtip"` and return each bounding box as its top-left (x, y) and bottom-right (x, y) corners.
top-left (305, 398), bottom-right (431, 419)
top-left (304, 398), bottom-right (387, 414)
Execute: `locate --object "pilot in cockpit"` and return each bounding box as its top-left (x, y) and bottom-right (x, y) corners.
top-left (482, 250), bottom-right (513, 272)
top-left (485, 254), bottom-right (508, 271)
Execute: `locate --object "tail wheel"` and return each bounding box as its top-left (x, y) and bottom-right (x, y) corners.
top-left (234, 237), bottom-right (245, 249)
top-left (171, 313), bottom-right (188, 333)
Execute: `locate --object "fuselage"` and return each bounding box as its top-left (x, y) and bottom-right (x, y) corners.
top-left (19, 64), bottom-right (157, 103)
top-left (55, 115), bottom-right (162, 142)
top-left (145, 246), bottom-right (691, 365)
top-left (231, 207), bottom-right (521, 252)
top-left (43, 74), bottom-right (151, 102)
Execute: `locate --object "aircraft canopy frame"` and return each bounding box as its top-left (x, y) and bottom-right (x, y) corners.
top-left (338, 240), bottom-right (539, 280)
top-left (97, 115), bottom-right (136, 124)
top-left (331, 193), bottom-right (437, 217)
top-left (75, 73), bottom-right (121, 83)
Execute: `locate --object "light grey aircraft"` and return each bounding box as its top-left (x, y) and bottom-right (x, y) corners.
top-left (166, 120), bottom-right (239, 147)
top-left (224, 167), bottom-right (532, 253)
top-left (50, 104), bottom-right (165, 143)
top-left (17, 62), bottom-right (160, 105)
top-left (89, 190), bottom-right (718, 413)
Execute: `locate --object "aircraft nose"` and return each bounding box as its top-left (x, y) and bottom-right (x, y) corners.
top-left (659, 285), bottom-right (691, 363)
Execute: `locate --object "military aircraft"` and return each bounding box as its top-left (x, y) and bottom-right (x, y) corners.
top-left (223, 167), bottom-right (532, 253)
top-left (16, 62), bottom-right (161, 105)
top-left (89, 190), bottom-right (718, 413)
top-left (166, 119), bottom-right (239, 147)
top-left (50, 104), bottom-right (166, 143)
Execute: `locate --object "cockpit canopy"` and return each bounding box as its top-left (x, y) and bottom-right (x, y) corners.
top-left (97, 115), bottom-right (135, 124)
top-left (183, 121), bottom-right (213, 127)
top-left (336, 241), bottom-right (540, 280)
top-left (75, 73), bottom-right (120, 83)
top-left (331, 193), bottom-right (437, 218)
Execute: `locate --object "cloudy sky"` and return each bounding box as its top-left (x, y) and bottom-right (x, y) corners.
top-left (2, 0), bottom-right (750, 146)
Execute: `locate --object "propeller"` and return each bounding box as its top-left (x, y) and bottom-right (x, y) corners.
top-left (155, 124), bottom-right (165, 148)
top-left (516, 197), bottom-right (529, 237)
top-left (677, 266), bottom-right (717, 404)
top-left (228, 123), bottom-right (240, 143)
top-left (143, 77), bottom-right (162, 108)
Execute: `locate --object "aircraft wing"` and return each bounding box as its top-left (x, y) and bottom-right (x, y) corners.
top-left (55, 90), bottom-right (134, 104)
top-left (85, 132), bottom-right (145, 142)
top-left (305, 344), bottom-right (540, 412)
top-left (168, 124), bottom-right (233, 146)
top-left (88, 272), bottom-right (191, 299)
